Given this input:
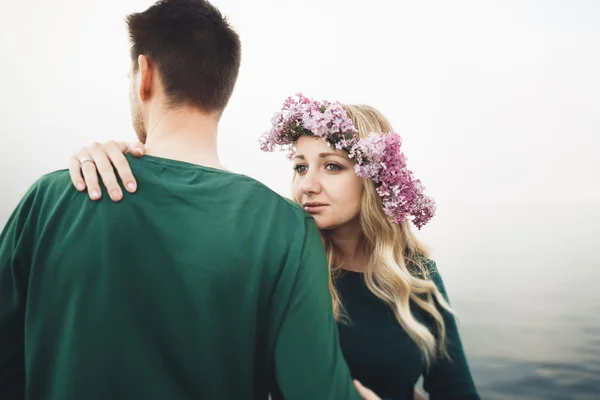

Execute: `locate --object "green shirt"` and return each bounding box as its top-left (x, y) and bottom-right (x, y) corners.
top-left (0, 155), bottom-right (360, 400)
top-left (335, 264), bottom-right (480, 400)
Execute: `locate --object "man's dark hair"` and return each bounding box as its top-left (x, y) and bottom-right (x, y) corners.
top-left (126, 0), bottom-right (241, 113)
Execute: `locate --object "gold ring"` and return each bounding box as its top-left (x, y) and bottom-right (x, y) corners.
top-left (79, 157), bottom-right (94, 167)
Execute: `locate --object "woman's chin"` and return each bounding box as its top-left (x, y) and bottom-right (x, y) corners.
top-left (312, 216), bottom-right (337, 231)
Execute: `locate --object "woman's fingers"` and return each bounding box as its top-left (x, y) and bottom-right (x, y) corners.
top-left (69, 147), bottom-right (102, 200)
top-left (68, 152), bottom-right (87, 192)
top-left (105, 141), bottom-right (137, 193)
top-left (126, 140), bottom-right (145, 157)
top-left (88, 142), bottom-right (123, 202)
top-left (68, 140), bottom-right (144, 201)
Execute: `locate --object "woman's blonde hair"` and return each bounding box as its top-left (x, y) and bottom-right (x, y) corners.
top-left (323, 104), bottom-right (454, 367)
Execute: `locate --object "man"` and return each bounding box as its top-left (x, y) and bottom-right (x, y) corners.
top-left (0, 1), bottom-right (367, 398)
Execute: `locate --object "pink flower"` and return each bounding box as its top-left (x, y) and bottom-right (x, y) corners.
top-left (352, 132), bottom-right (436, 229)
top-left (258, 93), bottom-right (358, 159)
top-left (259, 94), bottom-right (436, 229)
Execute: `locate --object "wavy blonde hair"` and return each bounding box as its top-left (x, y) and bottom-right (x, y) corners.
top-left (320, 104), bottom-right (454, 367)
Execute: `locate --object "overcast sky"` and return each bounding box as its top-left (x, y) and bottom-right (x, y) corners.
top-left (1, 0), bottom-right (599, 231)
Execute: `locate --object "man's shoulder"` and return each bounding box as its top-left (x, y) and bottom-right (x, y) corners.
top-left (24, 169), bottom-right (72, 198)
top-left (38, 168), bottom-right (72, 185)
top-left (128, 155), bottom-right (309, 219)
top-left (3, 169), bottom-right (74, 232)
top-left (228, 173), bottom-right (309, 218)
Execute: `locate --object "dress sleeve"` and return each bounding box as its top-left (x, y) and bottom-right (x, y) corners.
top-left (422, 261), bottom-right (480, 400)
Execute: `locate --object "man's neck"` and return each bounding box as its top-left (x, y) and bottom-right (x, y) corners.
top-left (142, 107), bottom-right (225, 170)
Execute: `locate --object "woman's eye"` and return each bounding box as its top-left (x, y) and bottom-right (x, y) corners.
top-left (293, 164), bottom-right (308, 174)
top-left (325, 163), bottom-right (342, 172)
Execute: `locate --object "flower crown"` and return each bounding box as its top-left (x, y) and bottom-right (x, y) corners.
top-left (259, 93), bottom-right (436, 229)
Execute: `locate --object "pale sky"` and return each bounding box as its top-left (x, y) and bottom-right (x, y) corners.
top-left (1, 0), bottom-right (599, 240)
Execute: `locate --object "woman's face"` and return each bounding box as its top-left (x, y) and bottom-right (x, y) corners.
top-left (292, 136), bottom-right (364, 231)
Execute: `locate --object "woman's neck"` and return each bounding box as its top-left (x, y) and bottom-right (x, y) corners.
top-left (326, 221), bottom-right (367, 272)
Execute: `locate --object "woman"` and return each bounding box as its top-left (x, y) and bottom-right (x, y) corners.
top-left (68, 94), bottom-right (480, 400)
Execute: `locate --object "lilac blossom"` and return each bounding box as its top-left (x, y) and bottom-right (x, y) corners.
top-left (259, 93), bottom-right (436, 229)
top-left (352, 132), bottom-right (436, 229)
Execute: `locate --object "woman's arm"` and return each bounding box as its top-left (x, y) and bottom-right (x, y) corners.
top-left (422, 262), bottom-right (480, 400)
top-left (68, 141), bottom-right (145, 201)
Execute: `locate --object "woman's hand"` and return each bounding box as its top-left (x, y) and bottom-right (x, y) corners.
top-left (354, 380), bottom-right (381, 400)
top-left (414, 387), bottom-right (428, 400)
top-left (68, 140), bottom-right (145, 201)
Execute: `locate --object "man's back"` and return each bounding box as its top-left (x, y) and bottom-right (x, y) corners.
top-left (0, 155), bottom-right (359, 399)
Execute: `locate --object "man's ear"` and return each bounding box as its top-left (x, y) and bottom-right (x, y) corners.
top-left (137, 54), bottom-right (153, 102)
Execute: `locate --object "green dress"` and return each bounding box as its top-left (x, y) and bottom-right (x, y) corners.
top-left (335, 265), bottom-right (480, 399)
top-left (0, 155), bottom-right (360, 400)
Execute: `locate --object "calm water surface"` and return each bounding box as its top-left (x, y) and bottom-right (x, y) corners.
top-left (432, 201), bottom-right (600, 399)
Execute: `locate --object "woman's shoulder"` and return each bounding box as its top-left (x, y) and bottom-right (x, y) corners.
top-left (406, 254), bottom-right (439, 279)
top-left (407, 256), bottom-right (448, 296)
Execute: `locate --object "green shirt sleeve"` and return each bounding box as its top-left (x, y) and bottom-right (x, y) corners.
top-left (423, 262), bottom-right (480, 400)
top-left (0, 181), bottom-right (39, 399)
top-left (270, 216), bottom-right (360, 400)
